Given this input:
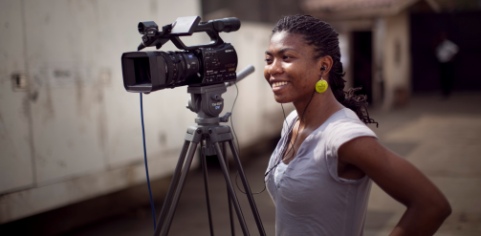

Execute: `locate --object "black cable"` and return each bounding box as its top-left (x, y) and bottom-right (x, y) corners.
top-left (262, 90), bottom-right (317, 185)
top-left (231, 84), bottom-right (317, 195)
top-left (139, 93), bottom-right (158, 231)
top-left (229, 83), bottom-right (242, 161)
top-left (227, 83), bottom-right (259, 194)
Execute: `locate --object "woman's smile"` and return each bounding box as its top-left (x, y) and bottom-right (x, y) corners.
top-left (271, 81), bottom-right (289, 92)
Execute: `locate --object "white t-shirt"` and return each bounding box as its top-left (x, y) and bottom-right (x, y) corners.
top-left (265, 108), bottom-right (377, 236)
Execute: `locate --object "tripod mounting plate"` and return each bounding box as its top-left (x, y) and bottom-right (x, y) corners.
top-left (187, 83), bottom-right (228, 125)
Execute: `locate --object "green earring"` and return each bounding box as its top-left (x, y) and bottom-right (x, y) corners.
top-left (315, 79), bottom-right (328, 93)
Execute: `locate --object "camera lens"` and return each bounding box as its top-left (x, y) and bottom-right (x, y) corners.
top-left (162, 51), bottom-right (200, 87)
top-left (133, 57), bottom-right (151, 85)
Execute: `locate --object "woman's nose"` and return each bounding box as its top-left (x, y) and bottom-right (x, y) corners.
top-left (267, 59), bottom-right (283, 75)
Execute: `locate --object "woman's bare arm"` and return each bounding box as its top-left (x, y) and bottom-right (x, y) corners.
top-left (338, 136), bottom-right (452, 236)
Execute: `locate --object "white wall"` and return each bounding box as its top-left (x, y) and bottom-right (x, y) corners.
top-left (0, 0), bottom-right (34, 201)
top-left (380, 11), bottom-right (411, 109)
top-left (0, 0), bottom-right (281, 223)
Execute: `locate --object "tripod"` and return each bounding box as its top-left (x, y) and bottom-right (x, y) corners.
top-left (153, 79), bottom-right (266, 235)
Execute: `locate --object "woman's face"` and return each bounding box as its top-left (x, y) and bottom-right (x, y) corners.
top-left (264, 31), bottom-right (323, 104)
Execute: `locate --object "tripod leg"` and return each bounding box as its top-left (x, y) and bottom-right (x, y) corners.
top-left (155, 140), bottom-right (190, 232)
top-left (223, 143), bottom-right (236, 236)
top-left (228, 140), bottom-right (266, 236)
top-left (162, 141), bottom-right (199, 236)
top-left (213, 142), bottom-right (250, 236)
top-left (217, 142), bottom-right (236, 235)
top-left (200, 145), bottom-right (215, 236)
top-left (154, 140), bottom-right (199, 236)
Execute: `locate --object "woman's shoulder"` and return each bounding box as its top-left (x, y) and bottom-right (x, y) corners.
top-left (328, 108), bottom-right (366, 125)
top-left (324, 108), bottom-right (376, 138)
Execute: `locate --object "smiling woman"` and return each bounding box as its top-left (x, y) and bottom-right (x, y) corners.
top-left (263, 14), bottom-right (451, 236)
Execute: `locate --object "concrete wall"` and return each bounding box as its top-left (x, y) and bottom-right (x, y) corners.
top-left (0, 0), bottom-right (280, 223)
top-left (331, 12), bottom-right (412, 110)
top-left (379, 11), bottom-right (412, 109)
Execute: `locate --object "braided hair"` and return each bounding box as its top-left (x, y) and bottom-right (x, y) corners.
top-left (272, 14), bottom-right (377, 126)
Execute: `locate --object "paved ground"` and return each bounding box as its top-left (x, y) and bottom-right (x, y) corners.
top-left (364, 92), bottom-right (481, 236)
top-left (47, 91), bottom-right (481, 235)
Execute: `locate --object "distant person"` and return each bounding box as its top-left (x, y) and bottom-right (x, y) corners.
top-left (436, 32), bottom-right (459, 98)
top-left (263, 14), bottom-right (451, 235)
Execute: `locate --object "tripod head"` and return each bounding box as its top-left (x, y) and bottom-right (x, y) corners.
top-left (186, 65), bottom-right (254, 126)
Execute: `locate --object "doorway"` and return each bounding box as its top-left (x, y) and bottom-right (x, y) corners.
top-left (351, 31), bottom-right (373, 104)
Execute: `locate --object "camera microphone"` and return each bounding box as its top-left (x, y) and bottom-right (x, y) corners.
top-left (225, 65), bottom-right (255, 87)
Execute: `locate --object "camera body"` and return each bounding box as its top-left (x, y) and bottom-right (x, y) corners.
top-left (121, 16), bottom-right (240, 93)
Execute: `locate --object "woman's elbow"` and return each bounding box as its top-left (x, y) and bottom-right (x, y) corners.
top-left (439, 199), bottom-right (452, 220)
top-left (431, 196), bottom-right (452, 222)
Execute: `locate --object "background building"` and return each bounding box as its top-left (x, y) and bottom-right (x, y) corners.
top-left (203, 0), bottom-right (481, 108)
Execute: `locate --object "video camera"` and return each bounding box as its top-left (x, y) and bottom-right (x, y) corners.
top-left (121, 16), bottom-right (241, 93)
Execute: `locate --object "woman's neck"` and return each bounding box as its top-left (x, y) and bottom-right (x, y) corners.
top-left (294, 92), bottom-right (343, 130)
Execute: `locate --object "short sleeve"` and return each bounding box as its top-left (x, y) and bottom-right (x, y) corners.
top-left (324, 118), bottom-right (377, 183)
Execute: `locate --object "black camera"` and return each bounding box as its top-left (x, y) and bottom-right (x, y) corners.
top-left (121, 16), bottom-right (241, 93)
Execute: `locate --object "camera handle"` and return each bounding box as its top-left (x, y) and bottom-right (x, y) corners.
top-left (153, 66), bottom-right (266, 236)
top-left (138, 16), bottom-right (241, 51)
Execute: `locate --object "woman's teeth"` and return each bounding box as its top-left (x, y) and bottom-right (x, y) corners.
top-left (272, 81), bottom-right (288, 88)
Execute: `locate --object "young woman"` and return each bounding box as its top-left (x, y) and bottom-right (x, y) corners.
top-left (263, 14), bottom-right (451, 236)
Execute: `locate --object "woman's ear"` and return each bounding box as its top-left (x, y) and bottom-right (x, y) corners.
top-left (318, 55), bottom-right (333, 76)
